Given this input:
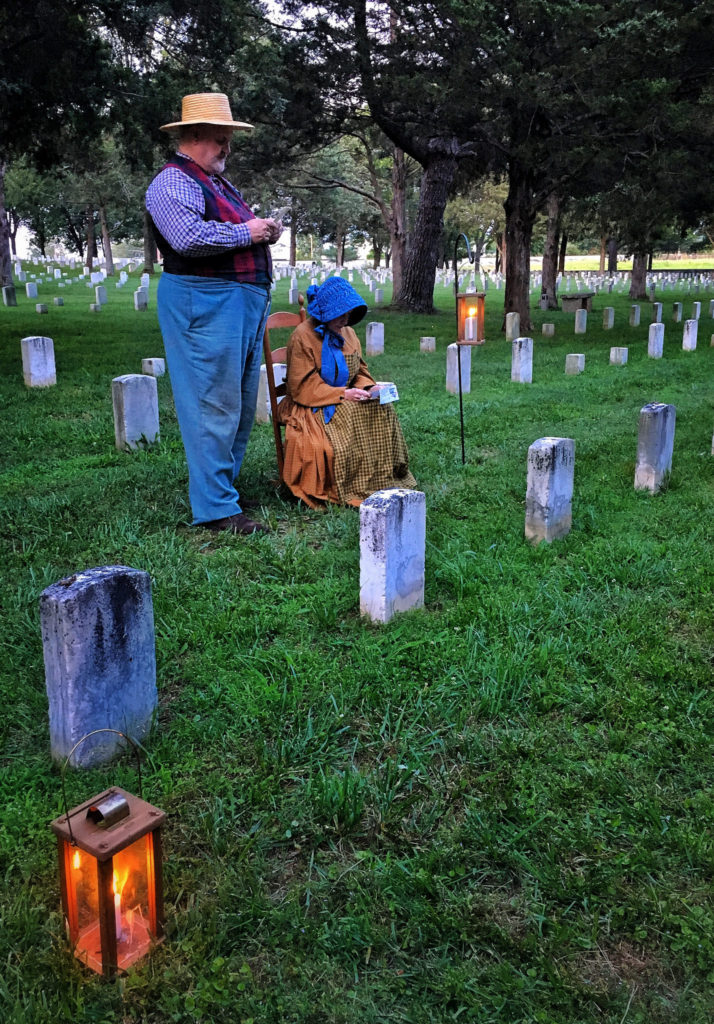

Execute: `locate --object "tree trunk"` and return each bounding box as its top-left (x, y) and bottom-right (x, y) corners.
top-left (495, 232), bottom-right (504, 273)
top-left (98, 204), bottom-right (114, 276)
top-left (143, 209), bottom-right (157, 272)
top-left (630, 251), bottom-right (648, 298)
top-left (289, 213), bottom-right (297, 266)
top-left (335, 223), bottom-right (345, 267)
top-left (599, 235), bottom-right (606, 272)
top-left (504, 166), bottom-right (536, 333)
top-left (607, 236), bottom-right (618, 272)
top-left (85, 205), bottom-right (96, 269)
top-left (540, 192), bottom-right (561, 310)
top-left (647, 250), bottom-right (653, 271)
top-left (558, 232), bottom-right (568, 274)
top-left (395, 154), bottom-right (457, 313)
top-left (0, 160), bottom-right (13, 287)
top-left (385, 248), bottom-right (391, 268)
top-left (372, 240), bottom-right (382, 268)
top-left (390, 146), bottom-right (407, 298)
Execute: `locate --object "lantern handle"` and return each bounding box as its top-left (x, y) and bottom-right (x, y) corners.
top-left (59, 729), bottom-right (144, 846)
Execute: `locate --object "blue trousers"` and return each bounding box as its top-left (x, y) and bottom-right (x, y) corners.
top-left (157, 273), bottom-right (270, 524)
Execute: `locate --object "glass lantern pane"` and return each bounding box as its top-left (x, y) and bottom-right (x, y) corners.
top-left (67, 845), bottom-right (101, 972)
top-left (112, 834), bottom-right (154, 970)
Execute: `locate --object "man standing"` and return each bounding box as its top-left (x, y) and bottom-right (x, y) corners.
top-left (146, 93), bottom-right (281, 534)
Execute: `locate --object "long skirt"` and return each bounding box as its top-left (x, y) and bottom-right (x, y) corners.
top-left (281, 399), bottom-right (415, 508)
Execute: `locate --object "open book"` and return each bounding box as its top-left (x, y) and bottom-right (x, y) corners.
top-left (369, 382), bottom-right (399, 405)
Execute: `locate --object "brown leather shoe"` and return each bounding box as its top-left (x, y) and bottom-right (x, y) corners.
top-left (200, 513), bottom-right (269, 535)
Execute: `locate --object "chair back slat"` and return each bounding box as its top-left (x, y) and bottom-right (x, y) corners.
top-left (262, 293), bottom-right (306, 480)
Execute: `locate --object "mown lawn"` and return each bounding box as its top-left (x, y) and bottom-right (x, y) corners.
top-left (1, 267), bottom-right (714, 1024)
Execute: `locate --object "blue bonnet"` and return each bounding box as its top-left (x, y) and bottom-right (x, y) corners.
top-left (306, 276), bottom-right (368, 326)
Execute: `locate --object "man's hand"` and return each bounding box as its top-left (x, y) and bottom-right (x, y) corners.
top-left (248, 217), bottom-right (282, 244)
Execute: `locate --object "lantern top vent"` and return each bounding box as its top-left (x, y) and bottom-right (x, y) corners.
top-left (50, 787), bottom-right (166, 861)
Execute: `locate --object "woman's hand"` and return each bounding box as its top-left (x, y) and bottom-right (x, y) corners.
top-left (344, 388), bottom-right (372, 402)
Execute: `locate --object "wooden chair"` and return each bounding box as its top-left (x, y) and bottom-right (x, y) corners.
top-left (262, 292), bottom-right (306, 479)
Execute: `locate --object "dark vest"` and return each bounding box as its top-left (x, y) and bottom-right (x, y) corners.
top-left (150, 154), bottom-right (272, 284)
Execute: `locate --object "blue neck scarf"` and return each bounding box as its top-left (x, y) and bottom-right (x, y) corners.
top-left (314, 323), bottom-right (349, 424)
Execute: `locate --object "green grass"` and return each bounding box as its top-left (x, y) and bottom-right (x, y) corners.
top-left (2, 266), bottom-right (714, 1023)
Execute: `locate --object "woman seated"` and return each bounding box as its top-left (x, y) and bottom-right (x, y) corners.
top-left (278, 276), bottom-right (416, 508)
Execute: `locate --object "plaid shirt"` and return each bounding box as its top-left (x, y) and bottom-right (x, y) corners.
top-left (145, 156), bottom-right (253, 256)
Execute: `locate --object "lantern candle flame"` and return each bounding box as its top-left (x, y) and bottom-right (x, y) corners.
top-left (72, 849), bottom-right (81, 870)
top-left (112, 868), bottom-right (129, 941)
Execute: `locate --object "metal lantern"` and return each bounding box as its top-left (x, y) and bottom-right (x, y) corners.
top-left (50, 732), bottom-right (166, 977)
top-left (456, 291), bottom-right (486, 345)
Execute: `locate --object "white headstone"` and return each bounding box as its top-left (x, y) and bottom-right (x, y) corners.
top-left (359, 489), bottom-right (426, 623)
top-left (40, 566), bottom-right (157, 766)
top-left (672, 302), bottom-right (682, 322)
top-left (634, 403), bottom-right (676, 493)
top-left (610, 347), bottom-right (628, 365)
top-left (26, 281), bottom-right (38, 299)
top-left (565, 353), bottom-right (585, 375)
top-left (692, 301), bottom-right (701, 320)
top-left (95, 284), bottom-right (107, 306)
top-left (505, 311), bottom-right (520, 341)
top-left (629, 305), bottom-right (640, 326)
top-left (574, 309), bottom-right (587, 334)
top-left (21, 335), bottom-right (56, 387)
top-left (255, 362), bottom-right (287, 424)
top-left (134, 288), bottom-right (148, 311)
top-left (682, 319), bottom-right (698, 351)
top-left (366, 322), bottom-right (384, 356)
top-left (112, 374), bottom-right (160, 450)
top-left (511, 337), bottom-right (533, 383)
top-left (446, 343), bottom-right (471, 394)
top-left (603, 307), bottom-right (615, 329)
top-left (420, 336), bottom-right (436, 352)
top-left (648, 323), bottom-right (664, 359)
top-left (525, 437), bottom-right (575, 544)
top-left (141, 358), bottom-right (166, 377)
top-left (374, 288), bottom-right (384, 304)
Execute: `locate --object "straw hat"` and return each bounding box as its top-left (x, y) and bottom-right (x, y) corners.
top-left (160, 92), bottom-right (253, 132)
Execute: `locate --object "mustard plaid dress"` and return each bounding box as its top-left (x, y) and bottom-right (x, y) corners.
top-left (278, 320), bottom-right (416, 508)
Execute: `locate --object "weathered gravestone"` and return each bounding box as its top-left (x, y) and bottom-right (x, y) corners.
top-left (574, 309), bottom-right (587, 334)
top-left (366, 322), bottom-right (384, 357)
top-left (21, 335), bottom-right (56, 387)
top-left (603, 307), bottom-right (615, 329)
top-left (629, 305), bottom-right (640, 326)
top-left (610, 347), bottom-right (628, 365)
top-left (505, 311), bottom-right (520, 342)
top-left (525, 437), bottom-right (575, 544)
top-left (682, 319), bottom-right (698, 351)
top-left (511, 337), bottom-right (533, 383)
top-left (359, 489), bottom-right (426, 623)
top-left (565, 353), bottom-right (585, 375)
top-left (446, 343), bottom-right (471, 394)
top-left (141, 358), bottom-right (165, 377)
top-left (420, 336), bottom-right (436, 352)
top-left (112, 374), bottom-right (160, 450)
top-left (255, 362), bottom-right (286, 424)
top-left (40, 566), bottom-right (157, 767)
top-left (648, 322), bottom-right (664, 358)
top-left (542, 323), bottom-right (555, 337)
top-left (634, 403), bottom-right (675, 493)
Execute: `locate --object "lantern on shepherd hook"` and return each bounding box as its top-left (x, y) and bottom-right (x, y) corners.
top-left (453, 233), bottom-right (486, 464)
top-left (50, 730), bottom-right (166, 978)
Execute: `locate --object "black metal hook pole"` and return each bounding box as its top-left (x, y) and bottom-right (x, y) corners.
top-left (453, 233), bottom-right (475, 466)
